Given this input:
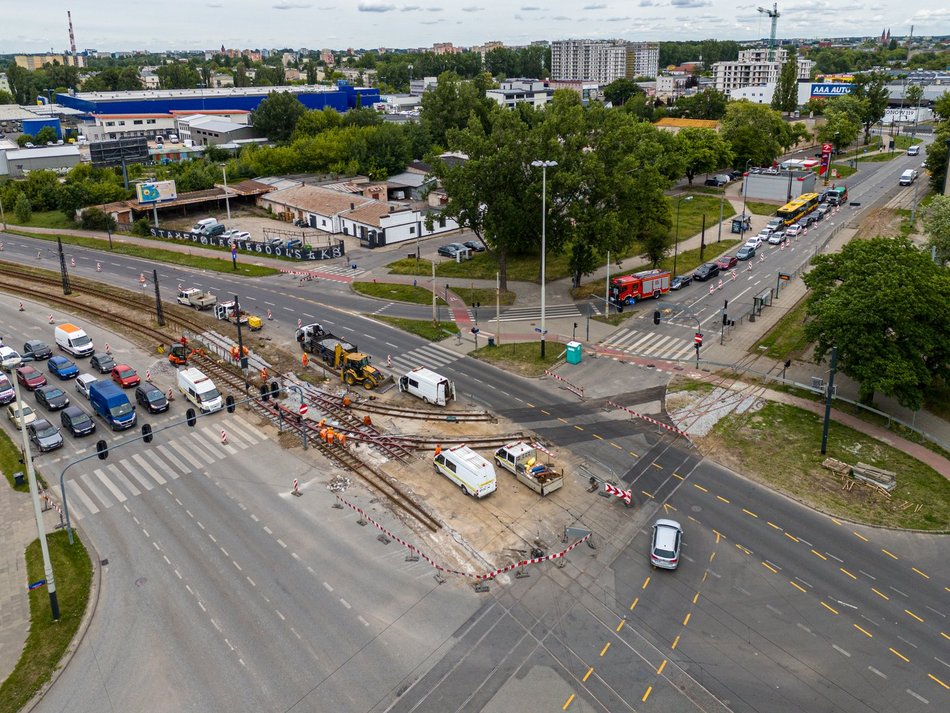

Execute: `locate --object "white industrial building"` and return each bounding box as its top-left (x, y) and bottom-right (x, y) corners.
top-left (713, 48), bottom-right (813, 94)
top-left (486, 80), bottom-right (554, 109)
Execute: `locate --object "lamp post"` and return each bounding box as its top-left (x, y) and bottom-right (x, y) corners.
top-left (943, 139), bottom-right (950, 197)
top-left (531, 159), bottom-right (557, 359)
top-left (672, 195), bottom-right (692, 277)
top-left (5, 354), bottom-right (60, 620)
top-left (0, 193), bottom-right (6, 230)
top-left (741, 159), bottom-right (751, 236)
top-left (221, 164), bottom-right (232, 221)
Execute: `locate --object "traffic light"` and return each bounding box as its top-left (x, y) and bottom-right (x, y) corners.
top-left (186, 408), bottom-right (197, 427)
top-left (96, 440), bottom-right (109, 460)
top-left (653, 310), bottom-right (661, 325)
top-left (226, 395), bottom-right (236, 413)
top-left (141, 423), bottom-right (153, 444)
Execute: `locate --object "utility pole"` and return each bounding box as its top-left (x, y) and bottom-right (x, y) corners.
top-left (717, 188), bottom-right (724, 243)
top-left (820, 346), bottom-right (838, 455)
top-left (495, 271), bottom-right (501, 346)
top-left (57, 237), bottom-right (71, 295)
top-left (153, 269), bottom-right (165, 327)
top-left (234, 294), bottom-right (248, 394)
top-left (431, 260), bottom-right (436, 325)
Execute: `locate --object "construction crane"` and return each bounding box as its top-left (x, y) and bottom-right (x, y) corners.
top-left (758, 3), bottom-right (781, 62)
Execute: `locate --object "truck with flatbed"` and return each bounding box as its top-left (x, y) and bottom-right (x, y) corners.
top-left (176, 288), bottom-right (217, 310)
top-left (493, 441), bottom-right (563, 496)
top-left (214, 301), bottom-right (262, 330)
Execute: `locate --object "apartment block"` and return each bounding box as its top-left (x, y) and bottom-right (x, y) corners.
top-left (626, 42), bottom-right (660, 79)
top-left (713, 48), bottom-right (814, 93)
top-left (551, 39), bottom-right (627, 84)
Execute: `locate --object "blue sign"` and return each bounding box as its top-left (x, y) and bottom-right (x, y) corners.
top-left (28, 579), bottom-right (47, 591)
top-left (231, 246), bottom-right (237, 259)
top-left (810, 83), bottom-right (853, 98)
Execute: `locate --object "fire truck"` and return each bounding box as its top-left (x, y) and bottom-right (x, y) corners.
top-left (609, 269), bottom-right (671, 306)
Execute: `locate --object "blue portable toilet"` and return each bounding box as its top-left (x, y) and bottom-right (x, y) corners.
top-left (566, 341), bottom-right (582, 365)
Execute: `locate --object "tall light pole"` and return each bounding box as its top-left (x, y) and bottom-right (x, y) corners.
top-left (0, 193), bottom-right (6, 230)
top-left (4, 354), bottom-right (60, 620)
top-left (672, 195), bottom-right (692, 277)
top-left (531, 159), bottom-right (557, 359)
top-left (741, 158), bottom-right (752, 236)
top-left (221, 164), bottom-right (232, 221)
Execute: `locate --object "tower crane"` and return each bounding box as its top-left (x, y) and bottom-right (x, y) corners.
top-left (758, 3), bottom-right (781, 62)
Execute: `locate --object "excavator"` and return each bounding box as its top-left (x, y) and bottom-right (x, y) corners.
top-left (332, 343), bottom-right (382, 390)
top-left (168, 337), bottom-right (202, 366)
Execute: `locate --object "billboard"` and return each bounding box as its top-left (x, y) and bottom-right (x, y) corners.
top-left (148, 228), bottom-right (346, 262)
top-left (810, 83), bottom-right (853, 99)
top-left (89, 136), bottom-right (149, 168)
top-left (136, 180), bottom-right (178, 204)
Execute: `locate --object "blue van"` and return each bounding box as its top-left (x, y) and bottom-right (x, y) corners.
top-left (88, 380), bottom-right (136, 430)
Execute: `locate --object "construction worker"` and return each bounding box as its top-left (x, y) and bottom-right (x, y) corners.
top-left (327, 429), bottom-right (335, 446)
top-left (338, 432), bottom-right (346, 448)
top-left (342, 396), bottom-right (351, 408)
top-left (319, 428), bottom-right (327, 442)
top-left (434, 444), bottom-right (442, 457)
top-left (363, 415), bottom-right (373, 427)
top-left (302, 352), bottom-right (309, 367)
top-left (261, 367), bottom-right (268, 382)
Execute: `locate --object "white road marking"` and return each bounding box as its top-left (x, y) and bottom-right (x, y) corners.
top-left (868, 666), bottom-right (887, 679)
top-left (832, 645), bottom-right (851, 657)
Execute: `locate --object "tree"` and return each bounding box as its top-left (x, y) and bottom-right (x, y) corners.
top-left (14, 194), bottom-right (32, 224)
top-left (905, 83), bottom-right (924, 109)
top-left (156, 62), bottom-right (201, 89)
top-left (675, 127), bottom-right (734, 183)
top-left (803, 237), bottom-right (950, 408)
top-left (293, 108), bottom-right (343, 138)
top-left (602, 78), bottom-right (644, 107)
top-left (250, 90), bottom-right (306, 143)
top-left (719, 101), bottom-right (794, 168)
top-left (0, 90), bottom-right (14, 104)
top-left (420, 71), bottom-right (490, 149)
top-left (923, 195), bottom-right (950, 265)
top-left (79, 207), bottom-right (117, 231)
top-left (670, 88), bottom-right (728, 120)
top-left (924, 123), bottom-right (950, 192)
top-left (771, 45), bottom-right (800, 115)
top-left (34, 126), bottom-right (57, 144)
top-left (816, 95), bottom-right (864, 152)
top-left (850, 71), bottom-right (889, 144)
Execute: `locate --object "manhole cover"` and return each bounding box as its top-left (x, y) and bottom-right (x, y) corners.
top-left (135, 577), bottom-right (147, 587)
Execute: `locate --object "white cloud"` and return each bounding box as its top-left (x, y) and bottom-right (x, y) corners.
top-left (583, 3), bottom-right (607, 8)
top-left (273, 2), bottom-right (312, 8)
top-left (357, 2), bottom-right (396, 11)
top-left (671, 0), bottom-right (712, 7)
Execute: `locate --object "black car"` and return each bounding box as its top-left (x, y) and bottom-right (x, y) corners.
top-left (28, 419), bottom-right (64, 452)
top-left (90, 352), bottom-right (115, 374)
top-left (35, 385), bottom-right (70, 411)
top-left (437, 243), bottom-right (466, 258)
top-left (704, 174), bottom-right (729, 187)
top-left (23, 340), bottom-right (52, 360)
top-left (463, 240), bottom-right (486, 253)
top-left (135, 382), bottom-right (169, 413)
top-left (728, 170), bottom-right (744, 181)
top-left (670, 274), bottom-right (693, 290)
top-left (61, 405), bottom-right (96, 437)
top-left (693, 263), bottom-right (721, 281)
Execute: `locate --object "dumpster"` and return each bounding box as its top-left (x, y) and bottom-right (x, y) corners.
top-left (13, 471), bottom-right (25, 487)
top-left (566, 341), bottom-right (582, 365)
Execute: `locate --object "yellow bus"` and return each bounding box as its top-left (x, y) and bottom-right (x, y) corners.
top-left (776, 192), bottom-right (820, 225)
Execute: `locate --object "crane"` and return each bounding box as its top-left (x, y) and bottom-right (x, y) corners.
top-left (758, 3), bottom-right (781, 62)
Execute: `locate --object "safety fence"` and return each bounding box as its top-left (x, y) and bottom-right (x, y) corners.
top-left (607, 400), bottom-right (691, 441)
top-left (543, 370), bottom-right (584, 398)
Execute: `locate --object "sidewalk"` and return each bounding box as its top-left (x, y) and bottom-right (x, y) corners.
top-left (0, 485), bottom-right (36, 685)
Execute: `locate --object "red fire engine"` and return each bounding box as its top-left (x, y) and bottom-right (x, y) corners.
top-left (609, 269), bottom-right (671, 305)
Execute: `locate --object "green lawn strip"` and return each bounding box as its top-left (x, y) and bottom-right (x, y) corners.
top-left (0, 429), bottom-right (29, 493)
top-left (744, 201), bottom-right (779, 216)
top-left (371, 315), bottom-right (459, 341)
top-left (352, 281), bottom-right (447, 305)
top-left (0, 531), bottom-right (93, 713)
top-left (855, 153), bottom-right (899, 163)
top-left (6, 211), bottom-right (77, 230)
top-left (470, 340), bottom-right (562, 377)
top-left (673, 193), bottom-right (736, 239)
top-left (454, 287), bottom-right (516, 307)
top-left (8, 230), bottom-right (279, 277)
top-left (823, 163), bottom-right (857, 179)
top-left (667, 377), bottom-right (716, 394)
top-left (704, 401), bottom-right (950, 530)
top-left (751, 296), bottom-right (811, 360)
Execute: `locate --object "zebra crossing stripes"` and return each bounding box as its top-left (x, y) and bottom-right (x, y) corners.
top-left (390, 343), bottom-right (462, 374)
top-left (495, 304), bottom-right (581, 323)
top-left (65, 418), bottom-right (266, 521)
top-left (601, 327), bottom-right (697, 361)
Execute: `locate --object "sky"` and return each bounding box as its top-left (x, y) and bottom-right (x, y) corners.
top-left (3, 1), bottom-right (949, 54)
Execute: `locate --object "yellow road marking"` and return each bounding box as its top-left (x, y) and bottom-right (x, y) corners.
top-left (742, 508), bottom-right (758, 518)
top-left (905, 609), bottom-right (924, 623)
top-left (852, 531), bottom-right (868, 542)
top-left (599, 642), bottom-right (611, 657)
top-left (762, 562), bottom-right (778, 574)
top-left (651, 462), bottom-right (662, 469)
top-left (693, 483), bottom-right (708, 492)
top-left (628, 450), bottom-right (639, 458)
top-left (784, 532), bottom-right (800, 543)
top-left (540, 409), bottom-right (550, 416)
top-left (709, 551), bottom-right (716, 563)
top-left (611, 442), bottom-right (623, 450)
top-left (821, 601), bottom-right (839, 615)
top-left (643, 490), bottom-right (654, 499)
top-left (811, 549), bottom-right (827, 560)
top-left (630, 597), bottom-right (639, 610)
top-left (702, 571), bottom-right (708, 583)
top-left (716, 495), bottom-right (730, 504)
top-left (557, 417), bottom-right (568, 424)
top-left (642, 686), bottom-right (653, 703)
top-left (941, 631), bottom-right (950, 642)
top-left (871, 588), bottom-right (889, 601)
top-left (616, 620), bottom-right (625, 633)
top-left (767, 521), bottom-right (782, 530)
top-left (583, 667), bottom-right (593, 682)
top-left (714, 530), bottom-right (721, 543)
top-left (693, 592), bottom-right (700, 604)
top-left (574, 425), bottom-right (584, 431)
top-left (840, 567), bottom-right (857, 580)
top-left (592, 434), bottom-right (604, 441)
top-left (643, 577), bottom-right (651, 590)
top-left (526, 402), bottom-right (534, 408)
top-left (912, 567), bottom-right (930, 579)
top-left (672, 472), bottom-right (684, 480)
top-left (880, 549), bottom-right (898, 560)
top-left (736, 544), bottom-right (752, 555)
top-left (657, 659), bottom-right (667, 675)
top-left (831, 518), bottom-right (842, 525)
top-left (889, 648), bottom-right (910, 663)
top-left (671, 634), bottom-right (680, 650)
top-left (928, 673), bottom-right (949, 689)
top-left (853, 624), bottom-right (872, 638)
top-left (683, 612), bottom-right (691, 626)
top-left (790, 581), bottom-right (807, 593)
top-left (562, 693), bottom-right (575, 710)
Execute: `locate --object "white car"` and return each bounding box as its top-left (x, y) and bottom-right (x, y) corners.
top-left (75, 373), bottom-right (98, 399)
top-left (744, 236), bottom-right (763, 249)
top-left (0, 346), bottom-right (22, 371)
top-left (786, 223), bottom-right (804, 238)
top-left (767, 230), bottom-right (786, 245)
top-left (7, 401), bottom-right (37, 430)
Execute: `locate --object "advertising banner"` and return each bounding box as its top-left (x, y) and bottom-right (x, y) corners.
top-left (149, 228), bottom-right (345, 262)
top-left (810, 83), bottom-right (853, 99)
top-left (819, 143), bottom-right (833, 177)
top-left (136, 180), bottom-right (178, 204)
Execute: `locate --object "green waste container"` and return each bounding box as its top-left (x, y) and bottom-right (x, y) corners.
top-left (566, 341), bottom-right (582, 365)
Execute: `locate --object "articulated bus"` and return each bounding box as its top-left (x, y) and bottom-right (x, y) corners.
top-left (775, 192), bottom-right (820, 225)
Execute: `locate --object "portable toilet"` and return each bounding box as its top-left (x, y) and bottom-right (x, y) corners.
top-left (566, 341), bottom-right (582, 365)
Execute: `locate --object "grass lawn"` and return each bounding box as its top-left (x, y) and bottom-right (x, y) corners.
top-left (0, 531), bottom-right (93, 713)
top-left (673, 193), bottom-right (736, 240)
top-left (470, 340), bottom-right (562, 377)
top-left (9, 230), bottom-right (279, 277)
top-left (751, 296), bottom-right (811, 360)
top-left (372, 315), bottom-right (459, 341)
top-left (703, 401), bottom-right (950, 530)
top-left (455, 286), bottom-right (516, 307)
top-left (855, 153), bottom-right (898, 163)
top-left (744, 201), bottom-right (779, 216)
top-left (5, 210), bottom-right (77, 230)
top-left (0, 429), bottom-right (30, 493)
top-left (825, 163), bottom-right (857, 179)
top-left (352, 281), bottom-right (447, 305)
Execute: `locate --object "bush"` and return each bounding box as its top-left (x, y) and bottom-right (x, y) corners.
top-left (79, 207), bottom-right (116, 231)
top-left (13, 194), bottom-right (31, 223)
top-left (131, 217), bottom-right (152, 236)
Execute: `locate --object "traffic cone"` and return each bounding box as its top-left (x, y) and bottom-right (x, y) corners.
top-left (70, 257), bottom-right (76, 267)
top-left (18, 302), bottom-right (24, 311)
top-left (267, 309), bottom-right (272, 320)
top-left (48, 314), bottom-right (54, 324)
top-left (221, 429), bottom-right (228, 445)
top-left (96, 262), bottom-right (102, 272)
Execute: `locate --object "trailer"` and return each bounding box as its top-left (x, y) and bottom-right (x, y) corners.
top-left (493, 441), bottom-right (563, 496)
top-left (398, 367), bottom-right (455, 406)
top-left (214, 301), bottom-right (262, 330)
top-left (176, 288), bottom-right (217, 310)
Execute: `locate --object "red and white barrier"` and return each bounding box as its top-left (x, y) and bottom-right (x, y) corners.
top-left (48, 314), bottom-right (54, 324)
top-left (145, 369), bottom-right (152, 382)
top-left (716, 278), bottom-right (723, 291)
top-left (731, 270), bottom-right (737, 281)
top-left (387, 354), bottom-right (392, 368)
top-left (166, 388), bottom-right (174, 401)
top-left (297, 318), bottom-right (302, 329)
top-left (104, 343), bottom-right (111, 354)
top-left (267, 309), bottom-right (272, 320)
top-left (335, 495), bottom-right (591, 580)
top-left (139, 273), bottom-right (146, 284)
top-left (604, 482), bottom-right (633, 506)
top-left (543, 370), bottom-right (584, 398)
top-left (746, 262), bottom-right (753, 272)
top-left (70, 257), bottom-right (76, 267)
top-left (18, 302), bottom-right (24, 312)
top-left (96, 262), bottom-right (102, 272)
top-left (607, 400), bottom-right (690, 440)
top-left (709, 284), bottom-right (715, 296)
top-left (220, 429), bottom-right (228, 445)
top-left (292, 479), bottom-right (301, 497)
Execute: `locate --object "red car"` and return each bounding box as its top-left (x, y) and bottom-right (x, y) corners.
top-left (716, 255), bottom-right (738, 270)
top-left (111, 364), bottom-right (141, 388)
top-left (16, 365), bottom-right (48, 391)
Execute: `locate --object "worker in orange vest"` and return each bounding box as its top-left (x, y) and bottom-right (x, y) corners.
top-left (327, 429), bottom-right (335, 446)
top-left (434, 444), bottom-right (442, 457)
top-left (302, 352), bottom-right (309, 367)
top-left (261, 367), bottom-right (268, 382)
top-left (338, 432), bottom-right (346, 448)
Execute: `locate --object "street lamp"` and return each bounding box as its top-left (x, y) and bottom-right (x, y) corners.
top-left (3, 353), bottom-right (60, 620)
top-left (0, 193), bottom-right (6, 230)
top-left (741, 158), bottom-right (752, 236)
top-left (220, 164), bottom-right (232, 221)
top-left (672, 195), bottom-right (692, 277)
top-left (531, 159), bottom-right (557, 359)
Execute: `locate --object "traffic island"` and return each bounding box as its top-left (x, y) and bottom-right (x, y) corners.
top-left (469, 341), bottom-right (563, 378)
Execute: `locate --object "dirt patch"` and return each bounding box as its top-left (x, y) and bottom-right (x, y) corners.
top-left (856, 206), bottom-right (903, 238)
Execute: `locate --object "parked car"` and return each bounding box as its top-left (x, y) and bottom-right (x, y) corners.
top-left (650, 518), bottom-right (683, 570)
top-left (785, 223), bottom-right (804, 238)
top-left (0, 374), bottom-right (16, 405)
top-left (704, 174), bottom-right (729, 187)
top-left (60, 405), bottom-right (96, 437)
top-left (0, 346), bottom-right (22, 371)
top-left (716, 255), bottom-right (738, 270)
top-left (22, 340), bottom-right (52, 360)
top-left (16, 365), bottom-right (47, 391)
top-left (814, 206), bottom-right (830, 221)
top-left (744, 235), bottom-right (764, 249)
top-left (736, 245), bottom-right (756, 261)
top-left (89, 352), bottom-right (115, 374)
top-left (670, 274), bottom-right (693, 290)
top-left (767, 230), bottom-right (787, 245)
top-left (111, 364), bottom-right (140, 388)
top-left (28, 419), bottom-right (64, 452)
top-left (76, 373), bottom-right (97, 399)
top-left (693, 263), bottom-right (720, 281)
top-left (462, 240), bottom-right (486, 253)
top-left (135, 382), bottom-right (169, 413)
top-left (48, 356), bottom-right (79, 380)
top-left (7, 401), bottom-right (37, 430)
top-left (728, 169), bottom-right (744, 181)
top-left (437, 243), bottom-right (467, 258)
top-left (35, 385), bottom-right (70, 411)
top-left (802, 214), bottom-right (817, 227)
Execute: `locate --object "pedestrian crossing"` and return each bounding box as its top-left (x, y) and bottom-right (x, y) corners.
top-left (495, 304), bottom-right (581, 323)
top-left (388, 343), bottom-right (462, 375)
top-left (62, 418), bottom-right (267, 521)
top-left (600, 327), bottom-right (698, 361)
top-left (310, 263), bottom-right (366, 278)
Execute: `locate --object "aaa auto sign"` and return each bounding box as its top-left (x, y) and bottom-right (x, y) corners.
top-left (810, 83), bottom-right (853, 99)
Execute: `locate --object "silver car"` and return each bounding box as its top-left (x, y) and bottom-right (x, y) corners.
top-left (28, 418), bottom-right (64, 452)
top-left (76, 373), bottom-right (98, 399)
top-left (650, 519), bottom-right (683, 570)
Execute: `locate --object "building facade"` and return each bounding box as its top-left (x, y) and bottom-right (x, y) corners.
top-left (626, 42), bottom-right (660, 79)
top-left (486, 80), bottom-right (554, 109)
top-left (551, 39), bottom-right (627, 84)
top-left (713, 48), bottom-right (814, 94)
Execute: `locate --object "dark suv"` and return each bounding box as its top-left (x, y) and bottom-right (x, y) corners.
top-left (693, 263), bottom-right (721, 281)
top-left (23, 340), bottom-right (52, 360)
top-left (135, 382), bottom-right (169, 413)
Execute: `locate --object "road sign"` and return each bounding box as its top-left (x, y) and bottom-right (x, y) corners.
top-left (694, 332), bottom-right (703, 345)
top-left (231, 246), bottom-right (237, 259)
top-left (534, 327), bottom-right (548, 334)
top-left (299, 403), bottom-right (308, 417)
top-left (778, 272), bottom-right (791, 281)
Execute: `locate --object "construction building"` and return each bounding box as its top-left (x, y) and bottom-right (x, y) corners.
top-left (712, 48), bottom-right (813, 94)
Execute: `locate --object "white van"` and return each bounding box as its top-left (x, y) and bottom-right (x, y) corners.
top-left (907, 145), bottom-right (920, 156)
top-left (899, 169), bottom-right (918, 186)
top-left (54, 323), bottom-right (94, 357)
top-left (398, 367), bottom-right (456, 406)
top-left (434, 445), bottom-right (496, 498)
top-left (193, 217), bottom-right (218, 233)
top-left (178, 367), bottom-right (223, 413)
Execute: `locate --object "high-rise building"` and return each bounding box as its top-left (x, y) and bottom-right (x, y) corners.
top-left (551, 39), bottom-right (627, 84)
top-left (625, 43), bottom-right (659, 79)
top-left (713, 48), bottom-right (813, 94)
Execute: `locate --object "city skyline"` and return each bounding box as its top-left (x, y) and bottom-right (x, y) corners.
top-left (3, 1), bottom-right (949, 54)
